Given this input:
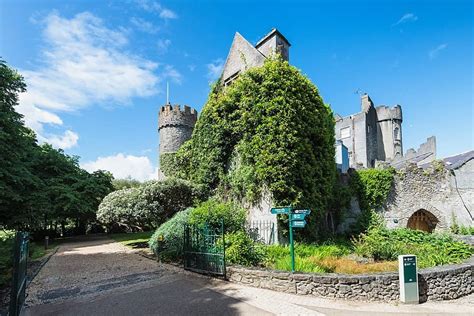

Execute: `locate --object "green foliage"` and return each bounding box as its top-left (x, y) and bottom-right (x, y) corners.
top-left (222, 231), bottom-right (266, 266)
top-left (98, 178), bottom-right (204, 232)
top-left (165, 58), bottom-right (336, 240)
top-left (189, 199), bottom-right (246, 233)
top-left (0, 230), bottom-right (15, 286)
top-left (353, 225), bottom-right (473, 268)
top-left (350, 168), bottom-right (395, 211)
top-left (112, 178), bottom-right (142, 190)
top-left (0, 59), bottom-right (114, 234)
top-left (149, 208), bottom-right (192, 260)
top-left (348, 168), bottom-right (395, 234)
top-left (264, 242), bottom-right (350, 272)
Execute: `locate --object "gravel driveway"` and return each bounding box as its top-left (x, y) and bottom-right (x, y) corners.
top-left (24, 235), bottom-right (270, 315)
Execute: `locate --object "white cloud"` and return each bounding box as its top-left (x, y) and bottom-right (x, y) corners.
top-left (163, 65), bottom-right (182, 84)
top-left (429, 43), bottom-right (448, 59)
top-left (134, 0), bottom-right (178, 19)
top-left (17, 11), bottom-right (173, 149)
top-left (159, 9), bottom-right (177, 19)
top-left (82, 153), bottom-right (157, 181)
top-left (130, 17), bottom-right (159, 34)
top-left (206, 58), bottom-right (224, 81)
top-left (393, 13), bottom-right (418, 26)
top-left (37, 130), bottom-right (79, 149)
top-left (157, 39), bottom-right (171, 53)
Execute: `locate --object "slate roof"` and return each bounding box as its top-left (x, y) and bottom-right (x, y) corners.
top-left (440, 150), bottom-right (474, 170)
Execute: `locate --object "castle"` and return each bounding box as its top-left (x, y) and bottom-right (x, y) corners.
top-left (157, 28), bottom-right (429, 172)
top-left (157, 28), bottom-right (473, 234)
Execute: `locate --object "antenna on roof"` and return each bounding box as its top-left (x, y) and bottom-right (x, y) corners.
top-left (166, 82), bottom-right (170, 104)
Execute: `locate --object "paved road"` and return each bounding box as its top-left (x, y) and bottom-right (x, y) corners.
top-left (24, 236), bottom-right (473, 316)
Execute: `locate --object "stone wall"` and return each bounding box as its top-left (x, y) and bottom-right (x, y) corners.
top-left (226, 256), bottom-right (473, 302)
top-left (383, 159), bottom-right (473, 230)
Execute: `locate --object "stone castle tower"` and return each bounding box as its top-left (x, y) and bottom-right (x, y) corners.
top-left (335, 94), bottom-right (403, 168)
top-left (158, 103), bottom-right (197, 158)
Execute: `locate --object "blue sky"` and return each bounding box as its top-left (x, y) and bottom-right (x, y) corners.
top-left (1, 0), bottom-right (472, 180)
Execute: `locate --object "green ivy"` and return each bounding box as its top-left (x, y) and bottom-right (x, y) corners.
top-left (161, 58), bottom-right (336, 240)
top-left (350, 168), bottom-right (395, 211)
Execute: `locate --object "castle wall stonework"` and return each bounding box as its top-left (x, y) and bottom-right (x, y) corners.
top-left (227, 256), bottom-right (473, 302)
top-left (383, 159), bottom-right (474, 230)
top-left (158, 104), bottom-right (197, 154)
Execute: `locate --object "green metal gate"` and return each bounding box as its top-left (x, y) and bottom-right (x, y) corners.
top-left (183, 222), bottom-right (226, 277)
top-left (9, 231), bottom-right (29, 316)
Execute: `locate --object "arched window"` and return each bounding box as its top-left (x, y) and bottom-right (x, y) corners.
top-left (407, 209), bottom-right (439, 233)
top-left (394, 127), bottom-right (400, 140)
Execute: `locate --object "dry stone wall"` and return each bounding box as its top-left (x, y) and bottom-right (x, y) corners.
top-left (226, 256), bottom-right (473, 302)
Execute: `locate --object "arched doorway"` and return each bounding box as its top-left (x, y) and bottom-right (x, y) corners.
top-left (407, 209), bottom-right (439, 233)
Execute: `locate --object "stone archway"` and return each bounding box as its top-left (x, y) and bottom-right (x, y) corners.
top-left (407, 209), bottom-right (439, 233)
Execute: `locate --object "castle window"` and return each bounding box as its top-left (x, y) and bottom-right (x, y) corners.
top-left (394, 127), bottom-right (400, 140)
top-left (340, 127), bottom-right (351, 139)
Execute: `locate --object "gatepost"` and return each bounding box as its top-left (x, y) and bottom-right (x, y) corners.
top-left (398, 254), bottom-right (419, 304)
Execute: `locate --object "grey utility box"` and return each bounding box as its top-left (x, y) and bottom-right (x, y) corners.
top-left (398, 255), bottom-right (419, 304)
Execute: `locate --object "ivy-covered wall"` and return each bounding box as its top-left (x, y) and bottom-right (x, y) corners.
top-left (161, 58), bottom-right (336, 240)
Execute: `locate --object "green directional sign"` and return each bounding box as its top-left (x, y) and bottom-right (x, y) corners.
top-left (270, 207), bottom-right (291, 215)
top-left (290, 213), bottom-right (306, 220)
top-left (292, 220), bottom-right (306, 228)
top-left (293, 209), bottom-right (311, 215)
top-left (270, 206), bottom-right (311, 273)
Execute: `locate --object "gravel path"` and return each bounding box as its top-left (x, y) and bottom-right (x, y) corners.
top-left (25, 235), bottom-right (163, 306)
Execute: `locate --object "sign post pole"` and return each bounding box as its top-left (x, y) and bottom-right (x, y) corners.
top-left (270, 207), bottom-right (310, 274)
top-left (289, 216), bottom-right (295, 273)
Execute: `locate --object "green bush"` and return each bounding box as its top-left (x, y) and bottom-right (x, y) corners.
top-left (0, 230), bottom-right (15, 286)
top-left (222, 231), bottom-right (266, 266)
top-left (98, 178), bottom-right (205, 232)
top-left (189, 199), bottom-right (246, 232)
top-left (353, 226), bottom-right (473, 268)
top-left (149, 208), bottom-right (192, 260)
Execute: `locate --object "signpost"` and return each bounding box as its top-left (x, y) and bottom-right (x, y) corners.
top-left (270, 206), bottom-right (311, 272)
top-left (398, 255), bottom-right (419, 304)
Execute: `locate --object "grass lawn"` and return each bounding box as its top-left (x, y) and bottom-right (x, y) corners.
top-left (109, 231), bottom-right (153, 249)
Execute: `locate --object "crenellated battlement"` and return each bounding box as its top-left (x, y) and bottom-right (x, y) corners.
top-left (158, 103), bottom-right (198, 130)
top-left (375, 105), bottom-right (402, 122)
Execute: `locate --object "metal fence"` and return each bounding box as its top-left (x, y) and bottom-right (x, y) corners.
top-left (9, 231), bottom-right (29, 316)
top-left (183, 222), bottom-right (226, 277)
top-left (247, 220), bottom-right (276, 245)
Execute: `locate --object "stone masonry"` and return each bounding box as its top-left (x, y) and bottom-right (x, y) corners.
top-left (227, 256), bottom-right (473, 302)
top-left (158, 104), bottom-right (197, 155)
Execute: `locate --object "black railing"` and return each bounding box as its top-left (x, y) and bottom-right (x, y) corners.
top-left (9, 231), bottom-right (29, 316)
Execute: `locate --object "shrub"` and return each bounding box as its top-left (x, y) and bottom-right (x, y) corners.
top-left (353, 226), bottom-right (473, 268)
top-left (98, 178), bottom-right (204, 232)
top-left (189, 199), bottom-right (246, 232)
top-left (223, 231), bottom-right (266, 266)
top-left (0, 230), bottom-right (15, 286)
top-left (149, 208), bottom-right (192, 260)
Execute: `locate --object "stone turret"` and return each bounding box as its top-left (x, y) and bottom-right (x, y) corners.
top-left (158, 103), bottom-right (197, 155)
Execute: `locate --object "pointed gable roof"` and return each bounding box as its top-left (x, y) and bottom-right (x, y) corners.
top-left (221, 32), bottom-right (266, 84)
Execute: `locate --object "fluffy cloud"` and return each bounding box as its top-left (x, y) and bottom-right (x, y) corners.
top-left (134, 0), bottom-right (178, 19)
top-left (157, 39), bottom-right (171, 54)
top-left (130, 17), bottom-right (159, 34)
top-left (393, 13), bottom-right (418, 26)
top-left (17, 11), bottom-right (179, 149)
top-left (206, 58), bottom-right (224, 81)
top-left (429, 43), bottom-right (448, 60)
top-left (82, 153), bottom-right (157, 181)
